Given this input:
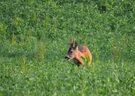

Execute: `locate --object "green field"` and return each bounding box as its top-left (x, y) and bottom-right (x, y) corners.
top-left (0, 0), bottom-right (135, 95)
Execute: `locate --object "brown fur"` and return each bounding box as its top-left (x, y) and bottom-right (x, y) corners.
top-left (65, 39), bottom-right (92, 66)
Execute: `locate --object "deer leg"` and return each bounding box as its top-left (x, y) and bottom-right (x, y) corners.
top-left (76, 57), bottom-right (85, 66)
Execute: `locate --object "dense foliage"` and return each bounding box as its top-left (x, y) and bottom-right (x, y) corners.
top-left (0, 0), bottom-right (135, 95)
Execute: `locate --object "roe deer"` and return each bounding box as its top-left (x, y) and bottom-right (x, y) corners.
top-left (65, 39), bottom-right (92, 67)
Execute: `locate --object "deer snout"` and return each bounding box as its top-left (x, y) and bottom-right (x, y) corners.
top-left (65, 55), bottom-right (70, 60)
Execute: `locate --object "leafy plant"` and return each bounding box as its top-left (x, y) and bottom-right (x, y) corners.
top-left (0, 0), bottom-right (135, 95)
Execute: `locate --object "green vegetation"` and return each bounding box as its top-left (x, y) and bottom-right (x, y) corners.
top-left (0, 0), bottom-right (135, 95)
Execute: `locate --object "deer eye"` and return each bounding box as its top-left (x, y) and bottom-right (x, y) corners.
top-left (70, 50), bottom-right (73, 53)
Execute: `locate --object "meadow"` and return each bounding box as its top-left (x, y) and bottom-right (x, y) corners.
top-left (0, 0), bottom-right (135, 95)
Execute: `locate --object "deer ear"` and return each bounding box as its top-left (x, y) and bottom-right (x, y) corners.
top-left (75, 46), bottom-right (78, 50)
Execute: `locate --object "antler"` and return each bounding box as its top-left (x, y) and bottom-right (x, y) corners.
top-left (69, 38), bottom-right (77, 47)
